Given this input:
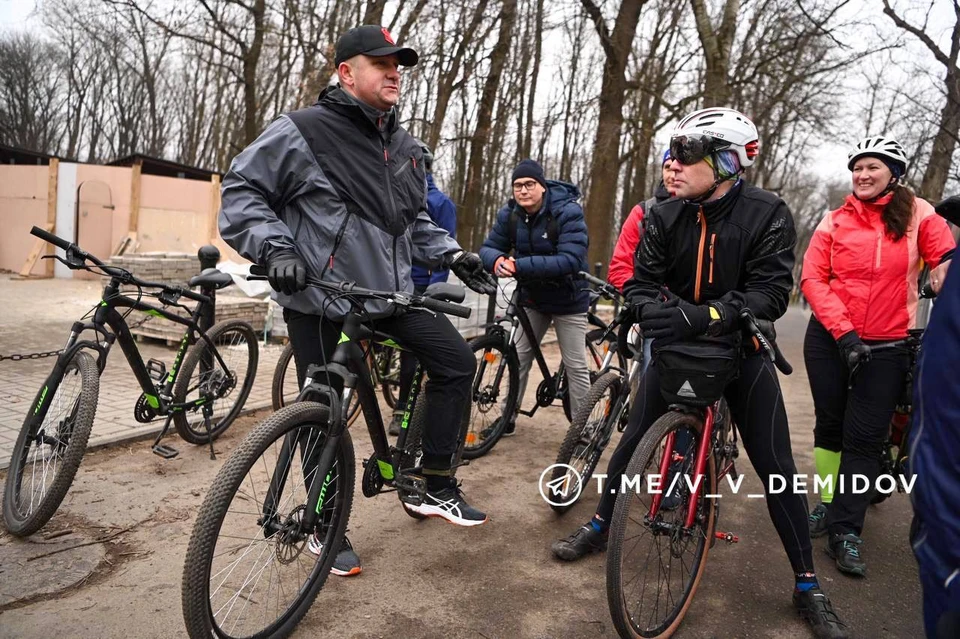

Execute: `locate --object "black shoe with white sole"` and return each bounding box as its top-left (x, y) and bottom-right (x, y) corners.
top-left (405, 481), bottom-right (488, 526)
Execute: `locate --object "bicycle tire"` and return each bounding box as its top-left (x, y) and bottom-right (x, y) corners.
top-left (272, 343), bottom-right (361, 425)
top-left (377, 345), bottom-right (402, 409)
top-left (3, 350), bottom-right (100, 537)
top-left (607, 411), bottom-right (717, 639)
top-left (181, 402), bottom-right (355, 639)
top-left (551, 371), bottom-right (622, 514)
top-left (399, 379), bottom-right (427, 520)
top-left (462, 334), bottom-right (519, 460)
top-left (174, 320), bottom-right (259, 445)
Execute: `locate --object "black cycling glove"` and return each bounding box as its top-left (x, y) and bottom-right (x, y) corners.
top-left (837, 331), bottom-right (871, 368)
top-left (267, 250), bottom-right (307, 295)
top-left (639, 296), bottom-right (711, 340)
top-left (449, 251), bottom-right (497, 295)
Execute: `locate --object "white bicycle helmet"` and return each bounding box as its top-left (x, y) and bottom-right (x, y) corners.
top-left (847, 136), bottom-right (908, 174)
top-left (672, 108), bottom-right (760, 168)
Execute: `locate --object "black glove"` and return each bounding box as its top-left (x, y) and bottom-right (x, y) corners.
top-left (267, 250), bottom-right (307, 295)
top-left (449, 251), bottom-right (497, 295)
top-left (837, 331), bottom-right (871, 368)
top-left (935, 195), bottom-right (960, 227)
top-left (638, 295), bottom-right (711, 341)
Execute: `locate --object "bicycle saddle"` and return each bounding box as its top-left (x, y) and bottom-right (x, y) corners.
top-left (423, 282), bottom-right (465, 303)
top-left (189, 268), bottom-right (234, 290)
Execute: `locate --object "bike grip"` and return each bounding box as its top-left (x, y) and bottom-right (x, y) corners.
top-left (920, 282), bottom-right (937, 299)
top-left (421, 296), bottom-right (472, 319)
top-left (31, 226), bottom-right (72, 251)
top-left (773, 347), bottom-right (793, 376)
top-left (249, 264), bottom-right (267, 277)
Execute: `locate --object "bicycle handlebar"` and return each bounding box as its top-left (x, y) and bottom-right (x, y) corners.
top-left (740, 310), bottom-right (792, 375)
top-left (248, 265), bottom-right (472, 319)
top-left (577, 271), bottom-right (624, 303)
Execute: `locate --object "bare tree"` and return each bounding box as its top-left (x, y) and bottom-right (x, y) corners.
top-left (0, 32), bottom-right (65, 153)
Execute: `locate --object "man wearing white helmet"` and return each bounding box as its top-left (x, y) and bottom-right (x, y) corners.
top-left (552, 108), bottom-right (848, 638)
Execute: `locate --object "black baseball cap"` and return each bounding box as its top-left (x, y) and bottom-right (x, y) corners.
top-left (335, 25), bottom-right (419, 67)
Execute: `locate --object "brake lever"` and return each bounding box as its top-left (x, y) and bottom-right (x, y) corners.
top-left (42, 254), bottom-right (87, 270)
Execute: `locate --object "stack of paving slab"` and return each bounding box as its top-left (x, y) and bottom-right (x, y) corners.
top-left (104, 253), bottom-right (269, 344)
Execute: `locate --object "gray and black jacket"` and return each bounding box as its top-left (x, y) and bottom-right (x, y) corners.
top-left (219, 86), bottom-right (460, 320)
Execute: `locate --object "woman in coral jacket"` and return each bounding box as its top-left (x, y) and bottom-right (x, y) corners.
top-left (801, 137), bottom-right (955, 578)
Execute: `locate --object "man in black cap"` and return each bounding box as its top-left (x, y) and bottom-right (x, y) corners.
top-left (220, 25), bottom-right (497, 577)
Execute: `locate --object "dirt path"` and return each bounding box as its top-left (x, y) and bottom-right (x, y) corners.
top-left (0, 306), bottom-right (921, 638)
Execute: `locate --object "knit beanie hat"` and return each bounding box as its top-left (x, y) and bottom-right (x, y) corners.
top-left (512, 159), bottom-right (547, 190)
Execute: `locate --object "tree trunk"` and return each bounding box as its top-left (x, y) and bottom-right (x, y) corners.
top-left (521, 0), bottom-right (544, 159)
top-left (690, 0), bottom-right (739, 107)
top-left (920, 70), bottom-right (960, 200)
top-left (580, 0), bottom-right (646, 270)
top-left (241, 0), bottom-right (266, 146)
top-left (459, 0), bottom-right (518, 251)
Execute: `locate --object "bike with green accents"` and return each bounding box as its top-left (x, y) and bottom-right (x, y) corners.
top-left (181, 269), bottom-right (472, 639)
top-left (2, 227), bottom-right (258, 537)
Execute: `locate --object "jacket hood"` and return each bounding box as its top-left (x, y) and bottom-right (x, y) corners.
top-left (843, 192), bottom-right (893, 219)
top-left (318, 85), bottom-right (399, 135)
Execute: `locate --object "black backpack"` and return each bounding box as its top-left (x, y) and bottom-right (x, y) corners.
top-left (507, 208), bottom-right (559, 254)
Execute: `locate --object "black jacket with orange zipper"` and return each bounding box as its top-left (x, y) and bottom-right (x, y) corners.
top-left (623, 179), bottom-right (797, 332)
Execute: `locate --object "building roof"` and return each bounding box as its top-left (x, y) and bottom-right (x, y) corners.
top-left (106, 153), bottom-right (221, 181)
top-left (0, 143), bottom-right (74, 166)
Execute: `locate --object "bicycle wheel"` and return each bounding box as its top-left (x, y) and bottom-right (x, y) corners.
top-left (462, 334), bottom-right (518, 460)
top-left (174, 320), bottom-right (259, 445)
top-left (273, 343), bottom-right (360, 424)
top-left (398, 380), bottom-right (427, 520)
top-left (181, 402), bottom-right (355, 639)
top-left (560, 336), bottom-right (606, 422)
top-left (3, 351), bottom-right (99, 537)
top-left (551, 371), bottom-right (622, 514)
top-left (376, 345), bottom-right (402, 409)
top-left (607, 411), bottom-right (717, 639)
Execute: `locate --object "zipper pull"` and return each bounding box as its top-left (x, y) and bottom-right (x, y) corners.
top-left (329, 255), bottom-right (334, 270)
top-left (383, 148), bottom-right (389, 165)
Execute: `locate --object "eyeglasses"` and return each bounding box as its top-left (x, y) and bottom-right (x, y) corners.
top-left (513, 180), bottom-right (540, 192)
top-left (669, 134), bottom-right (730, 166)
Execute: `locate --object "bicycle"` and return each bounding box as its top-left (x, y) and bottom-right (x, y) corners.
top-left (2, 227), bottom-right (258, 538)
top-left (605, 310), bottom-right (792, 638)
top-left (550, 272), bottom-right (642, 513)
top-left (181, 270), bottom-right (473, 639)
top-left (463, 281), bottom-right (617, 459)
top-left (272, 339), bottom-right (402, 427)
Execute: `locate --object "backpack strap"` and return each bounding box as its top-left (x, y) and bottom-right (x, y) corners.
top-left (508, 207), bottom-right (560, 254)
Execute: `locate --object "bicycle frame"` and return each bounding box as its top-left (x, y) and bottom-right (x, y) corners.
top-left (30, 275), bottom-right (231, 425)
top-left (261, 311), bottom-right (426, 536)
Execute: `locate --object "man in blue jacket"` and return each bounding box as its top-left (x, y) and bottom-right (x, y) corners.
top-left (479, 159), bottom-right (590, 436)
top-left (390, 140), bottom-right (458, 435)
top-left (911, 197), bottom-right (960, 639)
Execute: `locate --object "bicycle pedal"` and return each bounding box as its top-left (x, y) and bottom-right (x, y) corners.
top-left (146, 358), bottom-right (167, 384)
top-left (714, 531), bottom-right (739, 544)
top-left (395, 472), bottom-right (426, 506)
top-left (152, 444), bottom-right (179, 459)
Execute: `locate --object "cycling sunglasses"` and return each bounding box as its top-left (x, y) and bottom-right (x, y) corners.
top-left (669, 134), bottom-right (731, 166)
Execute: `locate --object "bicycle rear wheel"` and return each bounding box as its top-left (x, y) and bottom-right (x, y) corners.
top-left (3, 350), bottom-right (99, 536)
top-left (560, 336), bottom-right (607, 421)
top-left (463, 334), bottom-right (518, 459)
top-left (551, 371), bottom-right (622, 514)
top-left (181, 402), bottom-right (355, 639)
top-left (272, 343), bottom-right (360, 424)
top-left (607, 411), bottom-right (716, 639)
top-left (375, 344), bottom-right (402, 409)
top-left (174, 320), bottom-right (258, 444)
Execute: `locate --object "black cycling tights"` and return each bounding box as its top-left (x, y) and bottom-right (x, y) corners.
top-left (803, 316), bottom-right (909, 536)
top-left (596, 351), bottom-right (815, 574)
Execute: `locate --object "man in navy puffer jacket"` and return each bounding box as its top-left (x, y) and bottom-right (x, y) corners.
top-left (480, 159), bottom-right (590, 435)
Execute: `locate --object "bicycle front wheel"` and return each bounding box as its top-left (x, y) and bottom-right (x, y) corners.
top-left (551, 371), bottom-right (622, 514)
top-left (174, 320), bottom-right (259, 444)
top-left (607, 411), bottom-right (716, 639)
top-left (181, 402), bottom-right (355, 639)
top-left (463, 334), bottom-right (518, 460)
top-left (3, 350), bottom-right (100, 536)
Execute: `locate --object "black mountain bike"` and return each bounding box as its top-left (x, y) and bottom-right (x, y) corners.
top-left (181, 271), bottom-right (472, 639)
top-left (463, 283), bottom-right (614, 459)
top-left (551, 272), bottom-right (640, 513)
top-left (2, 227), bottom-right (258, 537)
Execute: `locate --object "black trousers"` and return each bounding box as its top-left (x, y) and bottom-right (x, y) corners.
top-left (284, 307), bottom-right (475, 470)
top-left (803, 317), bottom-right (909, 536)
top-left (596, 350), bottom-right (815, 574)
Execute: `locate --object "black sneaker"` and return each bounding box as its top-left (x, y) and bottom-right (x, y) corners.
top-left (826, 533), bottom-right (866, 576)
top-left (308, 534), bottom-right (362, 576)
top-left (404, 482), bottom-right (488, 526)
top-left (793, 586), bottom-right (849, 638)
top-left (551, 524), bottom-right (607, 561)
top-left (809, 502), bottom-right (829, 538)
top-left (480, 416), bottom-right (515, 440)
top-left (388, 413), bottom-right (403, 437)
